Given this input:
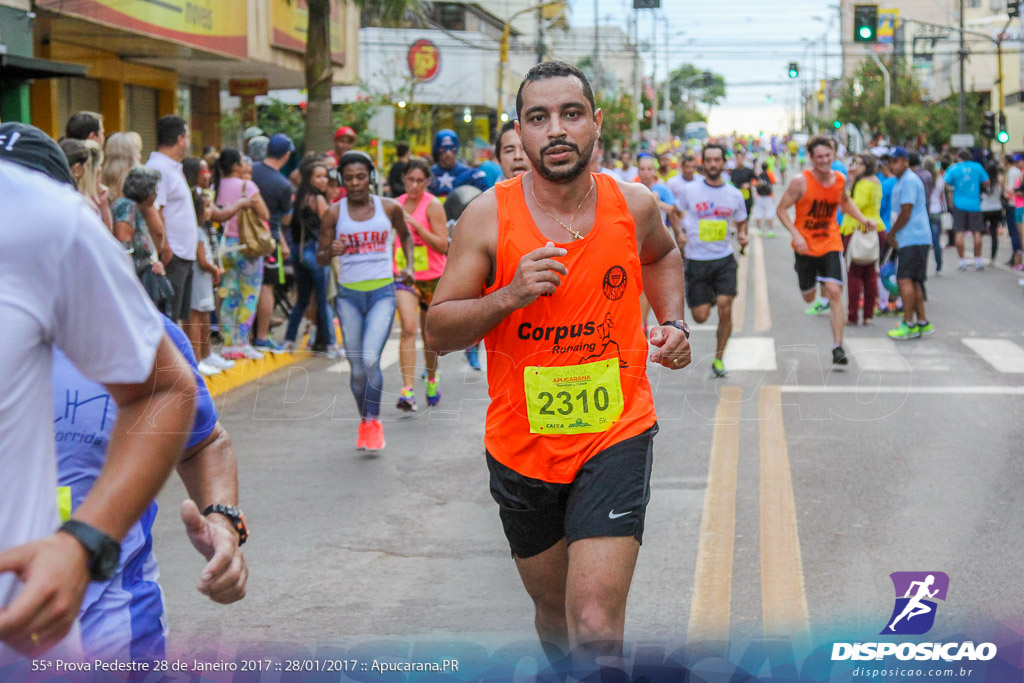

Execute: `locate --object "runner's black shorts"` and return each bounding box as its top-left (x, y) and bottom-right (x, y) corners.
top-left (951, 207), bottom-right (984, 232)
top-left (685, 255), bottom-right (738, 308)
top-left (794, 250), bottom-right (843, 292)
top-left (896, 244), bottom-right (930, 286)
top-left (486, 423), bottom-right (658, 559)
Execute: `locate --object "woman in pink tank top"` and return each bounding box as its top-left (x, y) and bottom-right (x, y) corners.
top-left (393, 158), bottom-right (449, 412)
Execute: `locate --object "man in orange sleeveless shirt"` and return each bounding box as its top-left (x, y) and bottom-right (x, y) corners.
top-left (425, 62), bottom-right (690, 670)
top-left (776, 136), bottom-right (876, 365)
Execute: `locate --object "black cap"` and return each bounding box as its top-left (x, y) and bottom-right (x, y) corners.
top-left (0, 122), bottom-right (76, 187)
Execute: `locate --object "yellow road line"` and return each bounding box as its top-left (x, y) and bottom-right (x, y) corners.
top-left (733, 242), bottom-right (749, 334)
top-left (752, 231), bottom-right (772, 332)
top-left (687, 386), bottom-right (743, 645)
top-left (758, 386), bottom-right (811, 645)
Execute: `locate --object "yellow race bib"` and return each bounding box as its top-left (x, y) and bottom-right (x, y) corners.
top-left (394, 245), bottom-right (430, 272)
top-left (524, 358), bottom-right (624, 434)
top-left (698, 218), bottom-right (728, 242)
top-left (741, 188), bottom-right (751, 200)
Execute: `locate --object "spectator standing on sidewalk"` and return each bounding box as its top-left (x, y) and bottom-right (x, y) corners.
top-left (943, 148), bottom-right (990, 271)
top-left (250, 134), bottom-right (295, 354)
top-left (147, 115), bottom-right (201, 324)
top-left (101, 132), bottom-right (143, 202)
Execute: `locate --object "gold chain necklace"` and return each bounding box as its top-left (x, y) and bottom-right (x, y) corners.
top-left (529, 173), bottom-right (595, 241)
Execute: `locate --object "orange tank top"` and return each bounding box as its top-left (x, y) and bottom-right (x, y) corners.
top-left (483, 173), bottom-right (657, 483)
top-left (794, 169), bottom-right (845, 256)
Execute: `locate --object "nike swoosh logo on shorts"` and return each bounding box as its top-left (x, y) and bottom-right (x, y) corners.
top-left (608, 509), bottom-right (631, 520)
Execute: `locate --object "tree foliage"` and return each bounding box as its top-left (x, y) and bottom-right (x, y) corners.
top-left (836, 57), bottom-right (984, 147)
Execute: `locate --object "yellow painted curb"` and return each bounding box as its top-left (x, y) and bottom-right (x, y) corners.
top-left (204, 350), bottom-right (310, 398)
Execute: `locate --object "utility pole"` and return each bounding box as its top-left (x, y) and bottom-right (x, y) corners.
top-left (536, 5), bottom-right (545, 63)
top-left (649, 11), bottom-right (658, 144)
top-left (631, 9), bottom-right (640, 144)
top-left (958, 0), bottom-right (967, 133)
top-left (594, 0), bottom-right (599, 90)
top-left (663, 19), bottom-right (671, 140)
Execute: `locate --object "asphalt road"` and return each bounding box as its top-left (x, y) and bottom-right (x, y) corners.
top-left (151, 215), bottom-right (1024, 674)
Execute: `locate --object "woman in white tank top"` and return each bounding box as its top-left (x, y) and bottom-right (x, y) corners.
top-left (318, 151), bottom-right (414, 452)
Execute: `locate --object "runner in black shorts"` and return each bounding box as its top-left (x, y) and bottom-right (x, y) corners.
top-left (793, 251), bottom-right (844, 292)
top-left (487, 424), bottom-right (657, 558)
top-left (676, 144), bottom-right (748, 377)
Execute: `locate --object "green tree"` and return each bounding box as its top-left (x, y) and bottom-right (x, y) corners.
top-left (596, 92), bottom-right (637, 150)
top-left (304, 0), bottom-right (423, 153)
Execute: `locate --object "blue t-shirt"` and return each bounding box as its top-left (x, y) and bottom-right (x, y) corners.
top-left (892, 170), bottom-right (933, 247)
top-left (651, 182), bottom-right (675, 225)
top-left (251, 162), bottom-right (293, 240)
top-left (54, 315), bottom-right (217, 657)
top-left (478, 160), bottom-right (503, 189)
top-left (943, 161), bottom-right (989, 212)
top-left (428, 160), bottom-right (489, 196)
top-left (878, 173), bottom-right (898, 231)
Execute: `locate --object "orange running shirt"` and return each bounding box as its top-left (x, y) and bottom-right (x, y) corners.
top-left (793, 169), bottom-right (846, 256)
top-left (483, 173), bottom-right (657, 484)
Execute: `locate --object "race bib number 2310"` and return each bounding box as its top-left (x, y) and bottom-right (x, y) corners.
top-left (524, 358), bottom-right (624, 434)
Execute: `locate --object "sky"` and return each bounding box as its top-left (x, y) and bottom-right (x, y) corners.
top-left (566, 0), bottom-right (843, 136)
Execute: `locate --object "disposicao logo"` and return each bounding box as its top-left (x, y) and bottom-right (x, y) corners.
top-left (831, 572), bottom-right (997, 662)
top-left (882, 571), bottom-right (948, 635)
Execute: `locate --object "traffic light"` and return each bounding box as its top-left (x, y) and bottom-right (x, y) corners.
top-left (788, 62), bottom-right (799, 79)
top-left (1009, 0), bottom-right (1020, 18)
top-left (982, 111), bottom-right (996, 139)
top-left (834, 120), bottom-right (842, 129)
top-left (702, 71), bottom-right (714, 88)
top-left (997, 111), bottom-right (1009, 143)
top-left (853, 4), bottom-right (878, 43)
top-left (633, 0), bottom-right (660, 7)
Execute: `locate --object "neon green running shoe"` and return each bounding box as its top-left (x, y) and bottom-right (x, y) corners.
top-left (712, 358), bottom-right (727, 378)
top-left (426, 377), bottom-right (441, 406)
top-left (805, 300), bottom-right (830, 316)
top-left (887, 321), bottom-right (921, 341)
top-left (917, 322), bottom-right (935, 336)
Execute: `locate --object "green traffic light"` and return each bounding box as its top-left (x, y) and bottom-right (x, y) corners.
top-left (833, 120), bottom-right (842, 129)
top-left (788, 69), bottom-right (798, 78)
top-left (858, 26), bottom-right (873, 39)
top-left (998, 131), bottom-right (1010, 143)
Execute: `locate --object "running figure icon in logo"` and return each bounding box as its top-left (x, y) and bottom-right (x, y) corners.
top-left (882, 571), bottom-right (950, 635)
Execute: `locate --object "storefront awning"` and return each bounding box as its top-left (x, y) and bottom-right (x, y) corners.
top-left (0, 53), bottom-right (87, 82)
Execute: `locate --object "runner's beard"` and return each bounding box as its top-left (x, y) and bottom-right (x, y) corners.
top-left (704, 168), bottom-right (722, 182)
top-left (532, 138), bottom-right (595, 183)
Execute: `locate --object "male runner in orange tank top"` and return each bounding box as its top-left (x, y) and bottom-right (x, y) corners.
top-left (425, 62), bottom-right (690, 673)
top-left (776, 136), bottom-right (877, 365)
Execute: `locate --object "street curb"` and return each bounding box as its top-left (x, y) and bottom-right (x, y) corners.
top-left (203, 350), bottom-right (311, 398)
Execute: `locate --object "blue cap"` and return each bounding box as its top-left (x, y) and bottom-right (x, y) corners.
top-left (434, 129), bottom-right (459, 154)
top-left (267, 133), bottom-right (295, 158)
top-left (890, 146), bottom-right (910, 160)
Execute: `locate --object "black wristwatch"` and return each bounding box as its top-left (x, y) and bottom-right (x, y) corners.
top-left (202, 504), bottom-right (249, 546)
top-left (58, 520), bottom-right (121, 581)
top-left (661, 319), bottom-right (691, 339)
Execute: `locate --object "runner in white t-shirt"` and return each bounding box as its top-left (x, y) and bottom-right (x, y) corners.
top-left (676, 143), bottom-right (748, 378)
top-left (0, 151), bottom-right (196, 662)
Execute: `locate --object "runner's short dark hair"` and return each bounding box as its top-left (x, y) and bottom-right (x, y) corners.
top-left (807, 136), bottom-right (836, 155)
top-left (157, 115), bottom-right (187, 148)
top-left (495, 120), bottom-right (518, 160)
top-left (908, 150), bottom-right (921, 167)
top-left (702, 143), bottom-right (727, 160)
top-left (516, 61), bottom-right (595, 122)
top-left (65, 112), bottom-right (102, 141)
top-left (396, 142), bottom-right (410, 157)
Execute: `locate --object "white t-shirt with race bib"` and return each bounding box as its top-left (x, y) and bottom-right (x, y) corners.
top-left (677, 180), bottom-right (748, 261)
top-left (0, 161), bottom-right (163, 665)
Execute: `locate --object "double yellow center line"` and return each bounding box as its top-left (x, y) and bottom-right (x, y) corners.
top-left (686, 386), bottom-right (810, 648)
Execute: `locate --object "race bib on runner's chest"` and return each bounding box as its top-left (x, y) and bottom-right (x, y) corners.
top-left (524, 358), bottom-right (624, 434)
top-left (698, 218), bottom-right (728, 242)
top-left (394, 245), bottom-right (429, 272)
top-left (741, 188), bottom-right (751, 200)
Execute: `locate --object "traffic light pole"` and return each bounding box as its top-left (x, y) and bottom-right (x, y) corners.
top-left (998, 15), bottom-right (1010, 153)
top-left (869, 53), bottom-right (891, 109)
top-left (959, 0), bottom-right (966, 134)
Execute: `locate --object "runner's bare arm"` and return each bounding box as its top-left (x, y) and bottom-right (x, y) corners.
top-left (425, 190), bottom-right (568, 354)
top-left (177, 423), bottom-right (247, 604)
top-left (385, 198), bottom-right (415, 282)
top-left (776, 175), bottom-right (809, 253)
top-left (317, 204), bottom-right (341, 266)
top-left (736, 218), bottom-right (750, 248)
top-left (0, 335), bottom-right (195, 655)
top-left (624, 183), bottom-right (691, 369)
